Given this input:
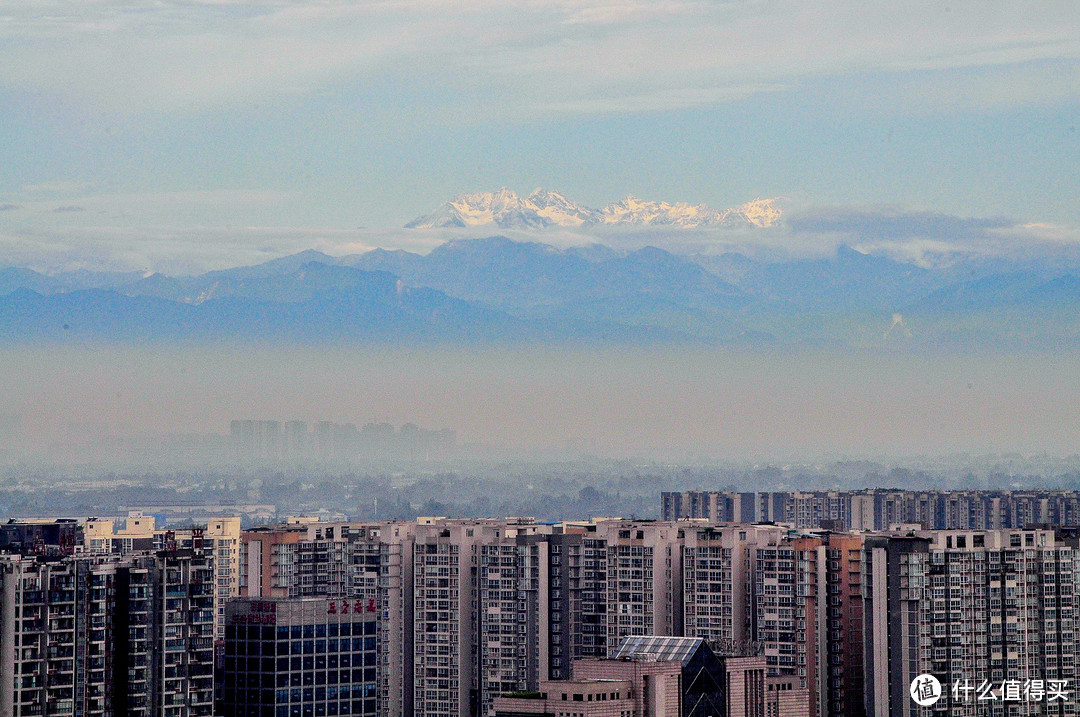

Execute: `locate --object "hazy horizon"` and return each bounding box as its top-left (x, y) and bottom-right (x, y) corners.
top-left (3, 346), bottom-right (1079, 463)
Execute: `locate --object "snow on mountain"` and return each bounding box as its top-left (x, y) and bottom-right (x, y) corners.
top-left (405, 188), bottom-right (545, 229)
top-left (730, 198), bottom-right (783, 228)
top-left (405, 188), bottom-right (592, 229)
top-left (406, 189), bottom-right (782, 230)
top-left (600, 196), bottom-right (721, 227)
top-left (599, 196), bottom-right (782, 228)
top-left (526, 188), bottom-right (602, 226)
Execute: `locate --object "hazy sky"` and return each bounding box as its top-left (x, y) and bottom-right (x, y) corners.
top-left (1, 1), bottom-right (1079, 271)
top-left (4, 347), bottom-right (1080, 460)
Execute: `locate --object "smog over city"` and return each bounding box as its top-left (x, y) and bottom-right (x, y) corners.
top-left (4, 346), bottom-right (1080, 463)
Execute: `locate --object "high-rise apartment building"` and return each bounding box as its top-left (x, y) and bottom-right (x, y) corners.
top-left (682, 524), bottom-right (787, 650)
top-left (241, 523), bottom-right (351, 599)
top-left (411, 520), bottom-right (475, 717)
top-left (662, 492), bottom-right (758, 524)
top-left (15, 508), bottom-right (1080, 717)
top-left (235, 517), bottom-right (812, 717)
top-left (750, 532), bottom-right (868, 717)
top-left (236, 520), bottom-right (420, 717)
top-left (750, 536), bottom-right (823, 717)
top-left (411, 519), bottom-right (547, 717)
top-left (662, 490), bottom-right (1080, 531)
top-left (232, 516), bottom-right (872, 717)
top-left (0, 548), bottom-right (215, 717)
top-left (154, 549), bottom-right (217, 716)
top-left (0, 519), bottom-right (79, 555)
top-left (588, 521), bottom-right (685, 654)
top-left (559, 526), bottom-right (610, 664)
top-left (864, 528), bottom-right (1079, 717)
top-left (477, 535), bottom-right (547, 716)
top-left (542, 532), bottom-right (585, 681)
top-left (818, 533), bottom-right (864, 717)
top-left (0, 554), bottom-right (83, 716)
top-left (206, 517), bottom-right (243, 642)
top-left (80, 514), bottom-right (241, 644)
top-left (342, 522), bottom-right (417, 717)
top-left (231, 420), bottom-right (283, 461)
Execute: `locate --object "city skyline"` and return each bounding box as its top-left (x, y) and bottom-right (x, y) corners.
top-left (6, 509), bottom-right (1080, 716)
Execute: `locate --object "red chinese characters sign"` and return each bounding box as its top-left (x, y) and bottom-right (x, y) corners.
top-left (233, 600), bottom-right (277, 624)
top-left (328, 599), bottom-right (377, 615)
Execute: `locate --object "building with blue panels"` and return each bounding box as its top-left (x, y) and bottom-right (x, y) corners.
top-left (221, 597), bottom-right (378, 717)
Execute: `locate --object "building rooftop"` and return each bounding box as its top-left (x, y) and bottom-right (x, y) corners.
top-left (609, 636), bottom-right (707, 667)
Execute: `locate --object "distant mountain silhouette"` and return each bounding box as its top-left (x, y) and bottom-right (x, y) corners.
top-left (2, 236), bottom-right (1079, 349)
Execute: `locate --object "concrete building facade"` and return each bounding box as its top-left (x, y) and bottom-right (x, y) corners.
top-left (864, 529), bottom-right (1079, 717)
top-left (0, 549), bottom-right (215, 717)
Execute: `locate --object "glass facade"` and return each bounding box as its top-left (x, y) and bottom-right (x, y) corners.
top-left (221, 599), bottom-right (378, 717)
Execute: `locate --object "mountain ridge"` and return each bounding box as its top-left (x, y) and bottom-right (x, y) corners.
top-left (2, 237), bottom-right (1079, 351)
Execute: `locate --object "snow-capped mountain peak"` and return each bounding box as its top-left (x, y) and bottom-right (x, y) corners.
top-left (446, 188), bottom-right (544, 229)
top-left (526, 188), bottom-right (601, 226)
top-left (600, 196), bottom-right (721, 227)
top-left (406, 190), bottom-right (782, 229)
top-left (728, 198), bottom-right (783, 228)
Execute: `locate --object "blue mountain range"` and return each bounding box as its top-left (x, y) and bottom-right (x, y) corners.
top-left (1, 237), bottom-right (1078, 350)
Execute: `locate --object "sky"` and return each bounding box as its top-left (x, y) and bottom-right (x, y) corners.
top-left (1, 1), bottom-right (1079, 272)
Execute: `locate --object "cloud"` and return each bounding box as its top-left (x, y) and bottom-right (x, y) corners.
top-left (23, 181), bottom-right (96, 195)
top-left (782, 206), bottom-right (1080, 267)
top-left (3, 188), bottom-right (297, 227)
top-left (538, 84), bottom-right (787, 114)
top-left (0, 224), bottom-right (447, 275)
top-left (787, 206), bottom-right (1012, 241)
top-left (0, 1), bottom-right (1076, 117)
top-left (877, 61), bottom-right (1080, 115)
top-left (0, 204), bottom-right (20, 212)
top-left (498, 204), bottom-right (1080, 267)
top-left (2, 198), bottom-right (1079, 274)
top-left (69, 189), bottom-right (292, 216)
